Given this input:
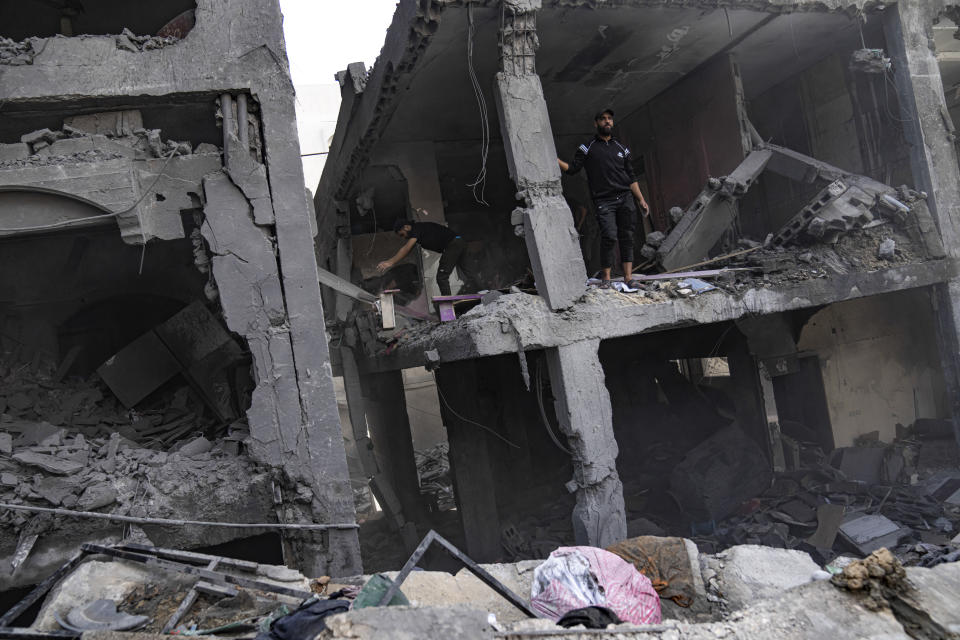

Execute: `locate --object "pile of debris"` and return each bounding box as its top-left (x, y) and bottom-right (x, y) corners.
top-left (0, 116), bottom-right (205, 170)
top-left (114, 28), bottom-right (182, 53)
top-left (682, 435), bottom-right (960, 569)
top-left (0, 36), bottom-right (35, 66)
top-left (415, 442), bottom-right (454, 512)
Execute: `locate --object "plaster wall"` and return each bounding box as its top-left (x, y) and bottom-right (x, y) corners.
top-left (798, 288), bottom-right (948, 446)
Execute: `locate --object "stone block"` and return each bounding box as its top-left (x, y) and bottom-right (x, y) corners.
top-left (12, 451), bottom-right (83, 475)
top-left (63, 110), bottom-right (143, 137)
top-left (77, 482), bottom-right (118, 510)
top-left (322, 605), bottom-right (493, 640)
top-left (701, 545), bottom-right (824, 611)
top-left (0, 143), bottom-right (29, 161)
top-left (20, 128), bottom-right (59, 146)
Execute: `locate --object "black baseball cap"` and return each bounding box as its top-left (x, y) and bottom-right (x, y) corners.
top-left (594, 108), bottom-right (615, 121)
top-left (392, 219), bottom-right (409, 232)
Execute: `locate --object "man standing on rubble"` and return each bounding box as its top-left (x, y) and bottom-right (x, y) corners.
top-left (377, 216), bottom-right (467, 296)
top-left (558, 109), bottom-right (651, 289)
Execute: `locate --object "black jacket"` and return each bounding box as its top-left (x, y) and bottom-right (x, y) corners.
top-left (564, 135), bottom-right (637, 201)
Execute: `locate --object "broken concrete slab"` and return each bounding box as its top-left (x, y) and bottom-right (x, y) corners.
top-left (321, 605), bottom-right (494, 640)
top-left (380, 560), bottom-right (542, 624)
top-left (12, 451), bottom-right (83, 475)
top-left (34, 560), bottom-right (194, 631)
top-left (77, 482), bottom-right (118, 510)
top-left (838, 513), bottom-right (912, 555)
top-left (0, 143), bottom-right (29, 162)
top-left (700, 545), bottom-right (825, 611)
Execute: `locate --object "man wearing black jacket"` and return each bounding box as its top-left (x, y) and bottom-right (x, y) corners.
top-left (558, 109), bottom-right (651, 289)
top-left (377, 218), bottom-right (466, 296)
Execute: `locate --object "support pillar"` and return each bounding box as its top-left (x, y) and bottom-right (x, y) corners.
top-left (435, 359), bottom-right (502, 561)
top-left (885, 4), bottom-right (960, 448)
top-left (494, 2), bottom-right (586, 310)
top-left (360, 370), bottom-right (424, 525)
top-left (884, 3), bottom-right (960, 250)
top-left (545, 340), bottom-right (626, 548)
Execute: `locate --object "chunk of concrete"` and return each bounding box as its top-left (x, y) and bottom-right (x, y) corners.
top-left (34, 560), bottom-right (193, 631)
top-left (701, 545), bottom-right (824, 611)
top-left (382, 560), bottom-right (542, 624)
top-left (12, 451), bottom-right (83, 475)
top-left (903, 561), bottom-right (960, 636)
top-left (63, 110), bottom-right (144, 137)
top-left (0, 432), bottom-right (11, 454)
top-left (77, 482), bottom-right (118, 510)
top-left (1, 472), bottom-right (18, 486)
top-left (0, 143), bottom-right (29, 162)
top-left (176, 436), bottom-right (213, 458)
top-left (322, 605), bottom-right (493, 640)
top-left (645, 230), bottom-right (666, 248)
top-left (34, 477), bottom-right (77, 506)
top-left (20, 129), bottom-right (60, 147)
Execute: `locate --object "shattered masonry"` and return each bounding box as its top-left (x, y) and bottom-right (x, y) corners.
top-left (0, 0), bottom-right (359, 584)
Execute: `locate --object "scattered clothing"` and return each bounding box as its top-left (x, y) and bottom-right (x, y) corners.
top-left (607, 536), bottom-right (697, 608)
top-left (254, 598), bottom-right (349, 640)
top-left (557, 606), bottom-right (623, 629)
top-left (530, 547), bottom-right (661, 625)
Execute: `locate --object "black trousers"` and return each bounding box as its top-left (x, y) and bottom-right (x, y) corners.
top-left (436, 237), bottom-right (467, 296)
top-left (594, 193), bottom-right (636, 268)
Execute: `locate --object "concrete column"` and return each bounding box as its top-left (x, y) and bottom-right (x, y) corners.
top-left (884, 3), bottom-right (960, 254)
top-left (494, 4), bottom-right (587, 310)
top-left (932, 282), bottom-right (960, 450)
top-left (257, 84), bottom-right (361, 574)
top-left (360, 369), bottom-right (424, 525)
top-left (545, 340), bottom-right (626, 548)
top-left (435, 359), bottom-right (502, 561)
top-left (885, 4), bottom-right (960, 447)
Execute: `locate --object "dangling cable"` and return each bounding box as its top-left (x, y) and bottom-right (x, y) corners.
top-left (466, 3), bottom-right (490, 206)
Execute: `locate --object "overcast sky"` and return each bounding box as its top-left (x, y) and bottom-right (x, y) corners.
top-left (279, 0), bottom-right (398, 190)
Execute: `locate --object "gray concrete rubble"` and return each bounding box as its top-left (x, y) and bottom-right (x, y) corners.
top-left (0, 115), bottom-right (217, 243)
top-left (0, 0), bottom-right (359, 580)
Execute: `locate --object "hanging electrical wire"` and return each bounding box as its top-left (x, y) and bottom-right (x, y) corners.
top-left (465, 2), bottom-right (490, 206)
top-left (535, 358), bottom-right (573, 455)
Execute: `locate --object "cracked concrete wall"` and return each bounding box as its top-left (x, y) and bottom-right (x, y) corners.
top-left (885, 2), bottom-right (960, 450)
top-left (0, 0), bottom-right (360, 574)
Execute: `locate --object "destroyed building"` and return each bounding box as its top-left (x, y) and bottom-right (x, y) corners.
top-left (0, 0), bottom-right (361, 591)
top-left (315, 0), bottom-right (960, 570)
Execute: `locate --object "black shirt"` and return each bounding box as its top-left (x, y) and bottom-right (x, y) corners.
top-left (564, 135), bottom-right (637, 201)
top-left (408, 222), bottom-right (457, 253)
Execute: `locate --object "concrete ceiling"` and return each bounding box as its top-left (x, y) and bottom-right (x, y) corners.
top-left (379, 4), bottom-right (866, 145)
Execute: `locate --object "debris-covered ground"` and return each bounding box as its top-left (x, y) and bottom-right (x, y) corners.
top-left (11, 535), bottom-right (960, 640)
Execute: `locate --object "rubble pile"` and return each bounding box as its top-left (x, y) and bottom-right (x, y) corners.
top-left (0, 37), bottom-right (36, 66)
top-left (686, 437), bottom-right (960, 568)
top-left (114, 29), bottom-right (182, 53)
top-left (0, 120), bottom-right (209, 170)
top-left (415, 442), bottom-right (454, 512)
